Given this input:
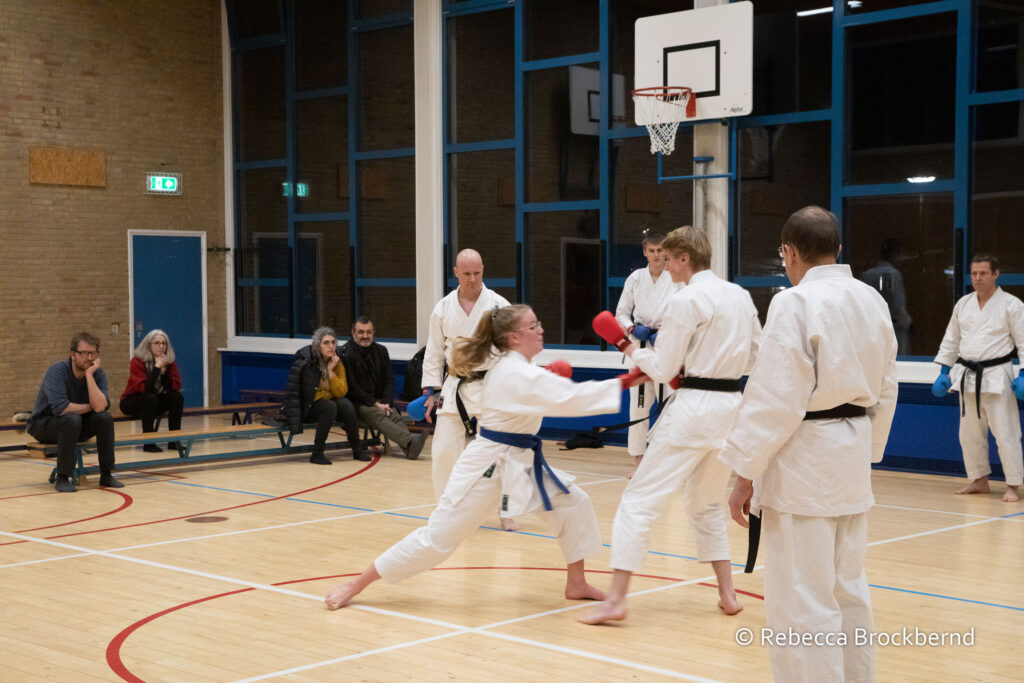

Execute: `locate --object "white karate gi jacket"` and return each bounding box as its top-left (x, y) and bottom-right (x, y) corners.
top-left (421, 285), bottom-right (510, 416)
top-left (443, 350), bottom-right (622, 517)
top-left (719, 264), bottom-right (899, 517)
top-left (615, 267), bottom-right (681, 338)
top-left (630, 269), bottom-right (762, 450)
top-left (935, 288), bottom-right (1024, 394)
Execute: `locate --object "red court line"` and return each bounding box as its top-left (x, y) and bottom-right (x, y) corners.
top-left (16, 490), bottom-right (134, 533)
top-left (41, 456), bottom-right (381, 541)
top-left (108, 566), bottom-right (755, 682)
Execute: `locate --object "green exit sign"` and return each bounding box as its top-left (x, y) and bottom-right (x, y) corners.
top-left (281, 182), bottom-right (309, 198)
top-left (146, 172), bottom-right (182, 195)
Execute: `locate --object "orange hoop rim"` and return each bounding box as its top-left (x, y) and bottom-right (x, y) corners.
top-left (631, 86), bottom-right (693, 99)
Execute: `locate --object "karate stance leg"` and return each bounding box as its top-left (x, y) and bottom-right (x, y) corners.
top-left (430, 413), bottom-right (467, 499)
top-left (982, 392), bottom-right (1023, 501)
top-left (535, 483), bottom-right (606, 600)
top-left (626, 381), bottom-right (653, 475)
top-left (326, 472), bottom-right (501, 609)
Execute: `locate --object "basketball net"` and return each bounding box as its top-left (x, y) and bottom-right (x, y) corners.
top-left (632, 86), bottom-right (695, 155)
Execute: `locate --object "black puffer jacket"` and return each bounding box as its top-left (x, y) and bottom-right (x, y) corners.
top-left (283, 345), bottom-right (326, 434)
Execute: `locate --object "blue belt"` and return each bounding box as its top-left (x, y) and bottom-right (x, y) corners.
top-left (479, 427), bottom-right (569, 511)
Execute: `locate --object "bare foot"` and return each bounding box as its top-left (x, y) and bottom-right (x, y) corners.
top-left (1003, 486), bottom-right (1020, 503)
top-left (324, 582), bottom-right (361, 610)
top-left (718, 597), bottom-right (743, 615)
top-left (955, 478), bottom-right (990, 495)
top-left (578, 599), bottom-right (627, 624)
top-left (500, 517), bottom-right (520, 532)
top-left (565, 581), bottom-right (606, 601)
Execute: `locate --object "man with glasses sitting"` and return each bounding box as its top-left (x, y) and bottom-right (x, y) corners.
top-left (27, 331), bottom-right (122, 492)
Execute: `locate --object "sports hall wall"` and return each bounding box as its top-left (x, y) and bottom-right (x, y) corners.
top-left (0, 1), bottom-right (226, 418)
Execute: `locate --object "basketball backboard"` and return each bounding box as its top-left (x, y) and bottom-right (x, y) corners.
top-left (634, 1), bottom-right (753, 125)
top-left (569, 65), bottom-right (626, 136)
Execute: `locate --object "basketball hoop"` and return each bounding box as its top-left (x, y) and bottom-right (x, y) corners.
top-left (632, 86), bottom-right (696, 155)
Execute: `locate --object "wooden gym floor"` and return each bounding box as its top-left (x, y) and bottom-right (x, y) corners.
top-left (1, 414), bottom-right (1022, 682)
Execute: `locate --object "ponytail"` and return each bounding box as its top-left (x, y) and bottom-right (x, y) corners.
top-left (450, 304), bottom-right (530, 377)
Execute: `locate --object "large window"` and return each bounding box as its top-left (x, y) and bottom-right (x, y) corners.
top-left (228, 0), bottom-right (415, 340)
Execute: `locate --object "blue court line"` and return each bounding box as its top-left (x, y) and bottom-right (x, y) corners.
top-left (868, 584), bottom-right (1024, 612)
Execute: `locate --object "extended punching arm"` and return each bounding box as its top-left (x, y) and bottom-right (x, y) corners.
top-left (593, 311), bottom-right (632, 352)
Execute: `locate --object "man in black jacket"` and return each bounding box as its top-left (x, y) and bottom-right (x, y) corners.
top-left (341, 317), bottom-right (427, 460)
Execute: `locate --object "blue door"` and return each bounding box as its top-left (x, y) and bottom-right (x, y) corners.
top-left (130, 233), bottom-right (206, 407)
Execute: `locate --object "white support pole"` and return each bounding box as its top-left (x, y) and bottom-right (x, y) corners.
top-left (414, 0), bottom-right (445, 345)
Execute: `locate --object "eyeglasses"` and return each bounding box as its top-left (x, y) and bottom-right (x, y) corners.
top-left (516, 320), bottom-right (542, 332)
top-left (320, 339), bottom-right (337, 346)
top-left (777, 245), bottom-right (786, 260)
top-left (73, 349), bottom-right (98, 357)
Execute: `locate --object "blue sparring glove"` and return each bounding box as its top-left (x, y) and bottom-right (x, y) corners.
top-left (931, 365), bottom-right (952, 398)
top-left (1013, 369), bottom-right (1024, 401)
top-left (632, 324), bottom-right (652, 342)
top-left (648, 332), bottom-right (658, 346)
top-left (407, 393), bottom-right (430, 421)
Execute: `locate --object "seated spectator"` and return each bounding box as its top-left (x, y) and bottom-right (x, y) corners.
top-left (341, 317), bottom-right (428, 460)
top-left (27, 331), bottom-right (122, 492)
top-left (283, 326), bottom-right (368, 464)
top-left (119, 329), bottom-right (184, 453)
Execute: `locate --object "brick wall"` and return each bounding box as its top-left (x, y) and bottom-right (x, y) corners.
top-left (0, 0), bottom-right (225, 417)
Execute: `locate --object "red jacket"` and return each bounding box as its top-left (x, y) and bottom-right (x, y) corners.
top-left (120, 356), bottom-right (182, 400)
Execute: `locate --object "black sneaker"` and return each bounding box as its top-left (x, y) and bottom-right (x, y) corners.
top-left (55, 477), bottom-right (77, 493)
top-left (309, 453), bottom-right (332, 465)
top-left (99, 474), bottom-right (125, 488)
top-left (143, 443), bottom-right (163, 453)
top-left (405, 431), bottom-right (428, 460)
top-left (352, 450), bottom-right (372, 462)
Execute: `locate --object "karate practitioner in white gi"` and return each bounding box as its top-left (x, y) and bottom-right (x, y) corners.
top-left (581, 225), bottom-right (761, 625)
top-left (932, 253), bottom-right (1024, 503)
top-left (615, 231), bottom-right (683, 476)
top-left (325, 304), bottom-right (647, 610)
top-left (420, 249), bottom-right (511, 520)
top-left (720, 206), bottom-right (898, 683)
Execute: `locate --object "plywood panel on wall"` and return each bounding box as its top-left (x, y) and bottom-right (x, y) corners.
top-left (27, 146), bottom-right (106, 187)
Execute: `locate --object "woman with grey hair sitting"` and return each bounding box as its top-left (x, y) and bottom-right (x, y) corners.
top-left (120, 329), bottom-right (184, 453)
top-left (283, 326), bottom-right (368, 464)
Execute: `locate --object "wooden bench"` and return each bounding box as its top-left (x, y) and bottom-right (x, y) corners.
top-left (26, 420), bottom-right (378, 484)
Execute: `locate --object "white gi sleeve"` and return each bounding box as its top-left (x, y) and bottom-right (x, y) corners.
top-left (615, 271), bottom-right (638, 331)
top-left (499, 366), bottom-right (622, 418)
top-left (421, 301), bottom-right (447, 389)
top-left (868, 343), bottom-right (899, 463)
top-left (1009, 296), bottom-right (1024, 365)
top-left (631, 291), bottom-right (699, 384)
top-left (718, 295), bottom-right (813, 481)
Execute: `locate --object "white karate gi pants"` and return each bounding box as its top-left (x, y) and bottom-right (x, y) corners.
top-left (627, 379), bottom-right (667, 457)
top-left (430, 412), bottom-right (468, 498)
top-left (958, 391), bottom-right (1024, 485)
top-left (762, 508), bottom-right (875, 683)
top-left (610, 440), bottom-right (732, 571)
top-left (376, 470), bottom-right (604, 584)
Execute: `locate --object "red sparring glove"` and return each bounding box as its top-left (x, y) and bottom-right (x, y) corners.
top-left (669, 366), bottom-right (685, 390)
top-left (593, 311), bottom-right (631, 351)
top-left (546, 359), bottom-right (573, 379)
top-left (617, 366), bottom-right (650, 390)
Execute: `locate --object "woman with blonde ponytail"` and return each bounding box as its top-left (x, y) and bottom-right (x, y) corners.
top-left (326, 305), bottom-right (645, 611)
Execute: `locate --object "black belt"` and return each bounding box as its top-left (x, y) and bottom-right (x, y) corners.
top-left (956, 349), bottom-right (1017, 418)
top-left (676, 375), bottom-right (743, 392)
top-left (454, 370), bottom-right (487, 437)
top-left (803, 403), bottom-right (867, 420)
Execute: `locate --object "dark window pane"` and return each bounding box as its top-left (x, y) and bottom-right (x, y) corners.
top-left (525, 211), bottom-right (602, 346)
top-left (846, 194), bottom-right (955, 357)
top-left (357, 0), bottom-right (412, 20)
top-left (236, 48), bottom-right (286, 161)
top-left (738, 121), bottom-right (830, 277)
top-left (976, 2), bottom-right (1024, 93)
top-left (609, 134), bottom-right (694, 278)
top-left (296, 221), bottom-right (352, 335)
top-left (450, 150), bottom-right (516, 279)
top-left (447, 9), bottom-right (514, 143)
top-left (232, 0), bottom-right (281, 40)
top-left (358, 25), bottom-right (415, 150)
top-left (294, 0), bottom-right (347, 91)
top-left (611, 1), bottom-right (695, 128)
top-left (524, 0), bottom-right (597, 62)
top-left (972, 102), bottom-right (1024, 272)
top-left (236, 168), bottom-right (290, 335)
top-left (745, 286), bottom-right (784, 327)
top-left (847, 14), bottom-right (956, 184)
top-left (296, 96), bottom-right (349, 214)
top-left (359, 287), bottom-right (416, 340)
top-left (525, 66), bottom-right (600, 202)
top-left (358, 157), bottom-right (415, 278)
top-left (752, 0), bottom-right (831, 115)
top-left (847, 0), bottom-right (946, 14)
